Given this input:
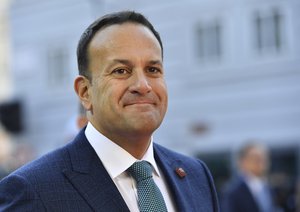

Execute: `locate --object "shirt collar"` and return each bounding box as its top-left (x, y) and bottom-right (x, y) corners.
top-left (85, 122), bottom-right (161, 179)
top-left (242, 172), bottom-right (266, 193)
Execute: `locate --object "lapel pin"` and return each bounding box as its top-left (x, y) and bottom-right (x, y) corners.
top-left (175, 167), bottom-right (186, 178)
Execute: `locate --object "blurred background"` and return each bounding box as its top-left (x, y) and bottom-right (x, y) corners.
top-left (0, 0), bottom-right (299, 211)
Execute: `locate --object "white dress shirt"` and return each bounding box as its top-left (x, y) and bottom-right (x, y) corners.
top-left (85, 122), bottom-right (176, 212)
top-left (244, 174), bottom-right (273, 212)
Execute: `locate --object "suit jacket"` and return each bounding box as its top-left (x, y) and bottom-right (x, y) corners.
top-left (221, 175), bottom-right (271, 212)
top-left (0, 129), bottom-right (219, 212)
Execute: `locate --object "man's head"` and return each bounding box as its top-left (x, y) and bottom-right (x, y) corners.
top-left (77, 11), bottom-right (163, 80)
top-left (74, 11), bottom-right (168, 146)
top-left (237, 142), bottom-right (270, 178)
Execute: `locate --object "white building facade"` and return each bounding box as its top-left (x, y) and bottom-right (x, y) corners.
top-left (0, 0), bottom-right (12, 100)
top-left (9, 0), bottom-right (300, 197)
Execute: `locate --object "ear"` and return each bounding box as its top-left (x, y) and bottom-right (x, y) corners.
top-left (74, 76), bottom-right (92, 111)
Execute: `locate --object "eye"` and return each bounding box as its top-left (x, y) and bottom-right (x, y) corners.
top-left (147, 67), bottom-right (161, 74)
top-left (112, 68), bottom-right (130, 75)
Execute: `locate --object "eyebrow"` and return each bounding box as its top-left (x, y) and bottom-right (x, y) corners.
top-left (109, 59), bottom-right (132, 68)
top-left (148, 60), bottom-right (163, 66)
top-left (111, 59), bottom-right (163, 67)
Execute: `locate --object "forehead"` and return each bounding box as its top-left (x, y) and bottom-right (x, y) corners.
top-left (88, 22), bottom-right (162, 58)
top-left (247, 146), bottom-right (267, 157)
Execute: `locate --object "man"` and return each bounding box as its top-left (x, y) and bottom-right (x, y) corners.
top-left (221, 142), bottom-right (276, 212)
top-left (0, 11), bottom-right (219, 211)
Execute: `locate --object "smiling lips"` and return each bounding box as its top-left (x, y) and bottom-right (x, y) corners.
top-left (123, 96), bottom-right (157, 107)
top-left (124, 101), bottom-right (155, 107)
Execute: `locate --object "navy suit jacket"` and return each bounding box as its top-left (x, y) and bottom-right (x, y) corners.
top-left (0, 130), bottom-right (219, 211)
top-left (221, 175), bottom-right (266, 212)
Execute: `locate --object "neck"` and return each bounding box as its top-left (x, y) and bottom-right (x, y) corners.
top-left (99, 128), bottom-right (152, 159)
top-left (89, 121), bottom-right (153, 159)
top-left (111, 134), bottom-right (152, 159)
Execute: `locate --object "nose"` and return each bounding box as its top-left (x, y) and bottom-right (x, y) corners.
top-left (128, 71), bottom-right (152, 95)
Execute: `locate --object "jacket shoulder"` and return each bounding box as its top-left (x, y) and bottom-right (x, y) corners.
top-left (0, 142), bottom-right (73, 211)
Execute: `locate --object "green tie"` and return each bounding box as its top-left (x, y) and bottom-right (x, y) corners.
top-left (127, 161), bottom-right (168, 212)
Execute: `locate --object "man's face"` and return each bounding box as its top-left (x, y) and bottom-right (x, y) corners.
top-left (241, 147), bottom-right (269, 177)
top-left (85, 23), bottom-right (167, 140)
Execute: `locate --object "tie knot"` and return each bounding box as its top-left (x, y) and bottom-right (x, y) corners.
top-left (127, 161), bottom-right (153, 182)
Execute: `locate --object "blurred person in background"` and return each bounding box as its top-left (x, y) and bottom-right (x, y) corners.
top-left (0, 124), bottom-right (35, 180)
top-left (10, 142), bottom-right (36, 170)
top-left (0, 11), bottom-right (219, 211)
top-left (0, 124), bottom-right (13, 180)
top-left (221, 142), bottom-right (280, 212)
top-left (63, 104), bottom-right (88, 143)
top-left (296, 179), bottom-right (300, 212)
top-left (76, 103), bottom-right (88, 129)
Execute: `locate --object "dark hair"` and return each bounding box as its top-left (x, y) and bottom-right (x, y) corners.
top-left (237, 141), bottom-right (266, 160)
top-left (77, 10), bottom-right (163, 80)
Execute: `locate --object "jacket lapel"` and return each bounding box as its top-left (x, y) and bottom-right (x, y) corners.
top-left (154, 144), bottom-right (196, 212)
top-left (63, 131), bottom-right (130, 212)
top-left (240, 179), bottom-right (261, 212)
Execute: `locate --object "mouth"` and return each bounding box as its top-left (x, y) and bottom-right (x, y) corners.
top-left (124, 101), bottom-right (155, 107)
top-left (122, 95), bottom-right (157, 108)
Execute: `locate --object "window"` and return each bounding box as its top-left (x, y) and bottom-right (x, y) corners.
top-left (47, 46), bottom-right (69, 86)
top-left (195, 20), bottom-right (222, 61)
top-left (254, 8), bottom-right (283, 53)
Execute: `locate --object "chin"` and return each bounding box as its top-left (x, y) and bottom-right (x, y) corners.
top-left (129, 119), bottom-right (161, 132)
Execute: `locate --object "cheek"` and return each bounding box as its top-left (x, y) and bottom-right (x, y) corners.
top-left (90, 83), bottom-right (106, 109)
top-left (161, 89), bottom-right (168, 110)
top-left (154, 80), bottom-right (168, 97)
top-left (97, 83), bottom-right (122, 108)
